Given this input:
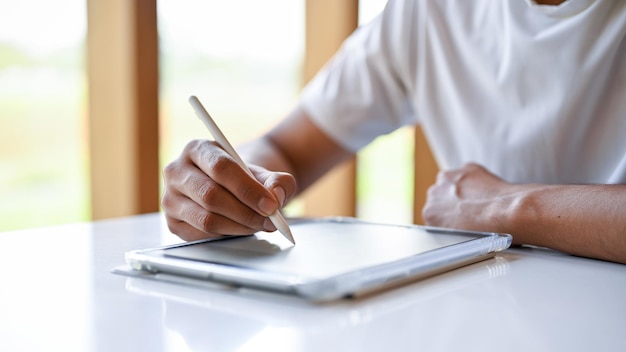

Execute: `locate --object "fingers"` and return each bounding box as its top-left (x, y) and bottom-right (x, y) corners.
top-left (161, 139), bottom-right (295, 241)
top-left (187, 141), bottom-right (281, 217)
top-left (161, 177), bottom-right (274, 236)
top-left (425, 163), bottom-right (483, 225)
top-left (436, 162), bottom-right (485, 183)
top-left (250, 165), bottom-right (297, 207)
top-left (423, 162), bottom-right (509, 231)
top-left (165, 163), bottom-right (265, 223)
top-left (162, 192), bottom-right (271, 241)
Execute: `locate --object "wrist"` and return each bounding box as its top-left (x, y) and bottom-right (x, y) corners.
top-left (501, 184), bottom-right (545, 245)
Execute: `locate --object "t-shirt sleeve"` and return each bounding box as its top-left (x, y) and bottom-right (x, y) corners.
top-left (298, 1), bottom-right (415, 153)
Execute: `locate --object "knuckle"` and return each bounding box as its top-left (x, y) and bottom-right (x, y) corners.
top-left (161, 190), bottom-right (185, 216)
top-left (422, 207), bottom-right (435, 224)
top-left (160, 192), bottom-right (172, 210)
top-left (162, 160), bottom-right (180, 180)
top-left (196, 211), bottom-right (218, 233)
top-left (441, 168), bottom-right (465, 184)
top-left (183, 139), bottom-right (205, 154)
top-left (178, 206), bottom-right (214, 234)
top-left (166, 220), bottom-right (185, 237)
top-left (196, 181), bottom-right (219, 206)
top-left (166, 219), bottom-right (197, 241)
top-left (207, 153), bottom-right (233, 175)
top-left (462, 162), bottom-right (483, 174)
top-left (426, 184), bottom-right (437, 198)
top-left (439, 171), bottom-right (455, 183)
top-left (422, 208), bottom-right (442, 226)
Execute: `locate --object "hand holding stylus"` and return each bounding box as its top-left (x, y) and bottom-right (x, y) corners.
top-left (188, 95), bottom-right (295, 244)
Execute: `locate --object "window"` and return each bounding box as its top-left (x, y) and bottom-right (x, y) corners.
top-left (158, 0), bottom-right (304, 169)
top-left (357, 0), bottom-right (414, 224)
top-left (0, 0), bottom-right (412, 231)
top-left (158, 0), bottom-right (413, 224)
top-left (0, 1), bottom-right (88, 231)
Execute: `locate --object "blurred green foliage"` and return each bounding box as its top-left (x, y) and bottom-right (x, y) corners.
top-left (0, 42), bottom-right (89, 231)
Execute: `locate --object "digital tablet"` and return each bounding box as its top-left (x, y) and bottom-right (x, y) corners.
top-left (118, 217), bottom-right (511, 302)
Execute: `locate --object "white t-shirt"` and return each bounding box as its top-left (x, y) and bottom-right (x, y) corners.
top-left (300, 0), bottom-right (626, 184)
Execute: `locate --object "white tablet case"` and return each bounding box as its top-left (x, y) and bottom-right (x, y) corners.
top-left (118, 217), bottom-right (511, 301)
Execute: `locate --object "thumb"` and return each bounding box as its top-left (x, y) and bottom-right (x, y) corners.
top-left (271, 184), bottom-right (287, 208)
top-left (250, 166), bottom-right (296, 208)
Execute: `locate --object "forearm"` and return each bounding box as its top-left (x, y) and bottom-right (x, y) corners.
top-left (239, 137), bottom-right (297, 177)
top-left (507, 184), bottom-right (626, 264)
top-left (239, 106), bottom-right (353, 196)
top-left (424, 164), bottom-right (626, 264)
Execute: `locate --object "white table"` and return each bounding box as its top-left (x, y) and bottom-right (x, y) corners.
top-left (0, 213), bottom-right (624, 352)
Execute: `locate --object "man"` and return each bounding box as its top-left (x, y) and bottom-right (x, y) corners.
top-left (161, 0), bottom-right (626, 264)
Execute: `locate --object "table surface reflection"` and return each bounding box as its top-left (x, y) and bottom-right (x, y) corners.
top-left (0, 213), bottom-right (624, 352)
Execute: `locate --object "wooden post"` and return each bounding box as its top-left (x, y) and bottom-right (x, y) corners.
top-left (301, 0), bottom-right (359, 217)
top-left (413, 126), bottom-right (438, 224)
top-left (86, 0), bottom-right (159, 219)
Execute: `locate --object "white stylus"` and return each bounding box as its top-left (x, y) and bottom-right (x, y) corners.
top-left (188, 95), bottom-right (295, 244)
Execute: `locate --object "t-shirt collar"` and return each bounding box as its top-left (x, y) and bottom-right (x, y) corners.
top-left (525, 0), bottom-right (596, 18)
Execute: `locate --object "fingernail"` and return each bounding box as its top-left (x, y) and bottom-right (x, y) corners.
top-left (263, 218), bottom-right (277, 232)
top-left (257, 196), bottom-right (277, 216)
top-left (273, 186), bottom-right (286, 207)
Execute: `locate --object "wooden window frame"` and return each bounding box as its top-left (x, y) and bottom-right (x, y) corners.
top-left (86, 0), bottom-right (159, 219)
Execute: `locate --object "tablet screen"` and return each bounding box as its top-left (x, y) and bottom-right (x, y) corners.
top-left (161, 220), bottom-right (476, 279)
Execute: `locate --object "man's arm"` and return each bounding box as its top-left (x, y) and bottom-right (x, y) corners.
top-left (422, 163), bottom-right (626, 264)
top-left (161, 106), bottom-right (353, 241)
top-left (242, 106), bottom-right (354, 193)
